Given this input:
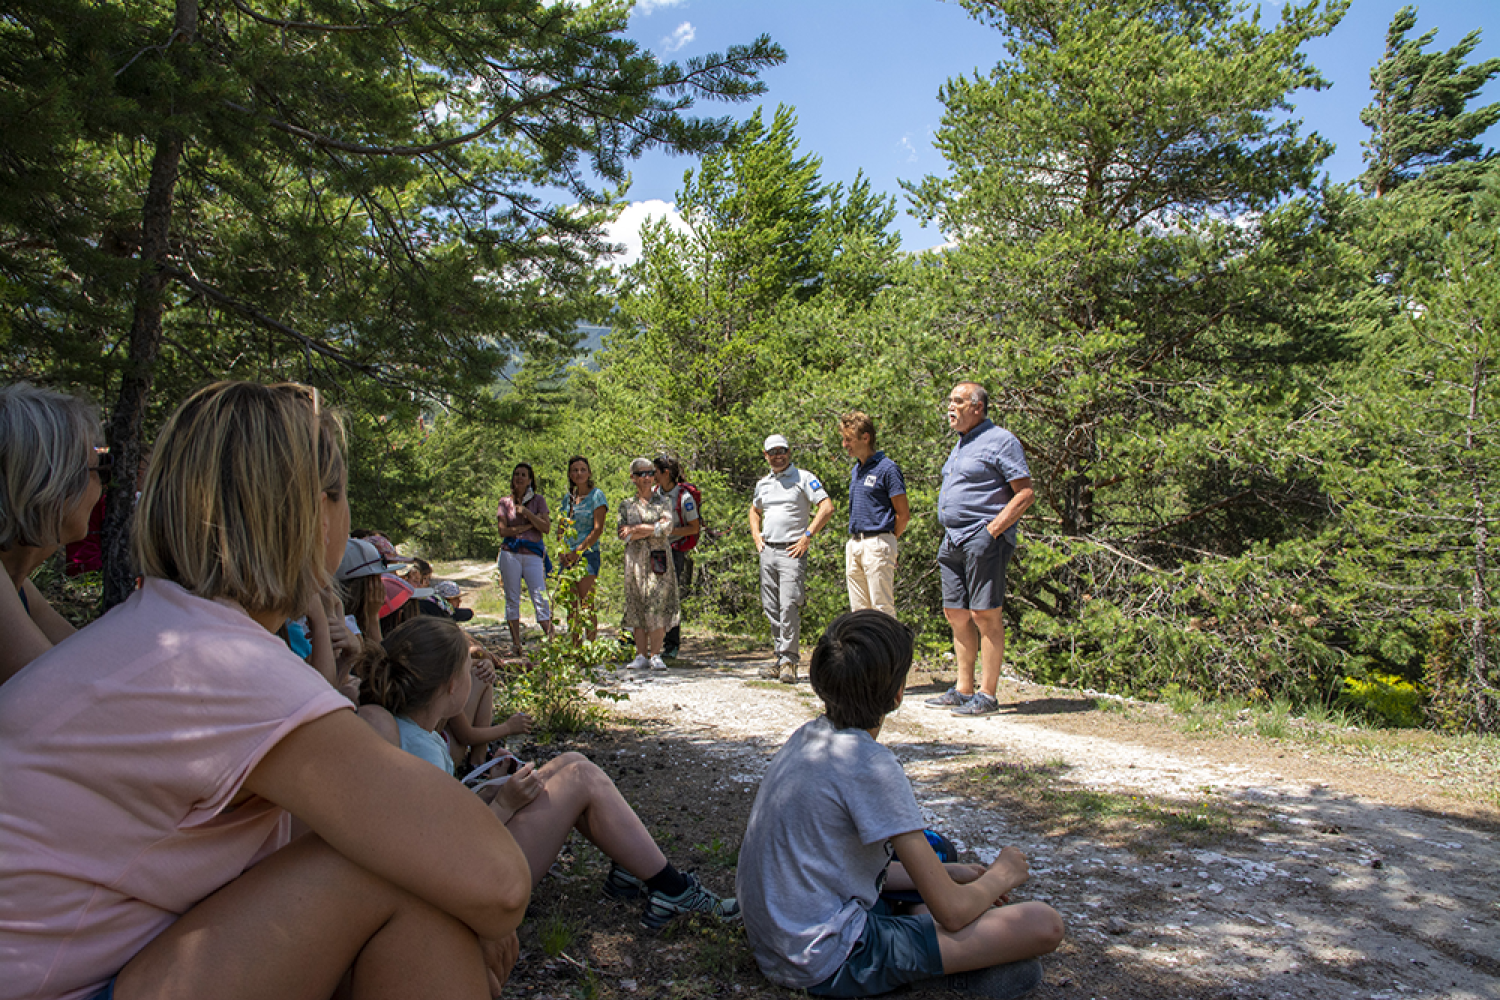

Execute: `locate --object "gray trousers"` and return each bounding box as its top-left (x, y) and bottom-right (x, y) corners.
top-left (759, 544), bottom-right (807, 664)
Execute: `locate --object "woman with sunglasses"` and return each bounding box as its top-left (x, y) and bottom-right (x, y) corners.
top-left (617, 458), bottom-right (678, 670)
top-left (0, 383), bottom-right (109, 686)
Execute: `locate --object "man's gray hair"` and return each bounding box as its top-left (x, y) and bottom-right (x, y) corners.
top-left (0, 383), bottom-right (100, 551)
top-left (960, 382), bottom-right (989, 415)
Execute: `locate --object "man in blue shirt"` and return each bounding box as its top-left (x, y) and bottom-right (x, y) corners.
top-left (927, 382), bottom-right (1034, 717)
top-left (839, 412), bottom-right (909, 617)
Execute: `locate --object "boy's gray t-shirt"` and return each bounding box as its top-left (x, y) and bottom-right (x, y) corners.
top-left (736, 716), bottom-right (926, 989)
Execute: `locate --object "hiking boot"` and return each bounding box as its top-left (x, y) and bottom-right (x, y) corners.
top-left (950, 692), bottom-right (1000, 717)
top-left (925, 686), bottom-right (971, 709)
top-left (649, 654), bottom-right (668, 671)
top-left (641, 872), bottom-right (741, 930)
top-left (759, 662), bottom-right (779, 679)
top-left (779, 662), bottom-right (797, 684)
top-left (602, 864), bottom-right (647, 901)
top-left (944, 958), bottom-right (1043, 999)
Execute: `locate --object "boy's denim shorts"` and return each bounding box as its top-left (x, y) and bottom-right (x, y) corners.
top-left (807, 902), bottom-right (943, 998)
top-left (583, 549), bottom-right (601, 577)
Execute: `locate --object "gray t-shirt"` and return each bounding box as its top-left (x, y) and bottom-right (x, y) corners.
top-left (736, 716), bottom-right (926, 989)
top-left (753, 465), bottom-right (830, 544)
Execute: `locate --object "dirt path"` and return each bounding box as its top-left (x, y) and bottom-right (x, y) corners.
top-left (592, 645), bottom-right (1500, 1000)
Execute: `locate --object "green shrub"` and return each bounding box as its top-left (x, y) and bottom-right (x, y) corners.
top-left (1340, 670), bottom-right (1425, 728)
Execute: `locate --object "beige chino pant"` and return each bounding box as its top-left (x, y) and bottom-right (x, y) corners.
top-left (845, 532), bottom-right (898, 617)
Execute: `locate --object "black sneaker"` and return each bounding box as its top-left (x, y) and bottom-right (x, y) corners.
top-left (944, 958), bottom-right (1043, 998)
top-left (951, 692), bottom-right (1000, 717)
top-left (925, 686), bottom-right (971, 709)
top-left (602, 864), bottom-right (647, 900)
top-left (641, 872), bottom-right (740, 930)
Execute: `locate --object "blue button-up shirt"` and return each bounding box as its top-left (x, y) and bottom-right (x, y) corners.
top-left (938, 419), bottom-right (1030, 545)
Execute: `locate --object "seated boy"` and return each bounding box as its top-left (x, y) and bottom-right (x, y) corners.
top-left (737, 610), bottom-right (1065, 998)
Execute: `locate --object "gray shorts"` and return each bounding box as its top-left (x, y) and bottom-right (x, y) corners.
top-left (938, 529), bottom-right (1014, 611)
top-left (807, 904), bottom-right (944, 998)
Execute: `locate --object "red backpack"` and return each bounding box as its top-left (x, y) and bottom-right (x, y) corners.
top-left (671, 482), bottom-right (703, 553)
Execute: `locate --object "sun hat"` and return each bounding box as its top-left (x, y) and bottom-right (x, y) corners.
top-left (434, 580), bottom-right (461, 600)
top-left (336, 538), bottom-right (384, 582)
top-left (378, 574), bottom-right (415, 619)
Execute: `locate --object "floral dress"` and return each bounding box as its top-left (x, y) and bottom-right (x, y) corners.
top-left (619, 492), bottom-right (679, 630)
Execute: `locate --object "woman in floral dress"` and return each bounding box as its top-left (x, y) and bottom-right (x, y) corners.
top-left (617, 458), bottom-right (678, 671)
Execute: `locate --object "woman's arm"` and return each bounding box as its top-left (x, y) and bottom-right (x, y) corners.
top-left (0, 579), bottom-right (62, 685)
top-left (579, 504), bottom-right (607, 551)
top-left (246, 710), bottom-right (531, 941)
top-left (523, 498), bottom-right (551, 535)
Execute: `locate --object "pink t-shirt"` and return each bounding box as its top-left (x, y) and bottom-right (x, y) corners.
top-left (496, 492), bottom-right (548, 544)
top-left (0, 578), bottom-right (352, 1000)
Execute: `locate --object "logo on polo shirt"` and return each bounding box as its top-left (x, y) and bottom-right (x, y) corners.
top-left (809, 478), bottom-right (822, 491)
top-left (864, 474), bottom-right (878, 488)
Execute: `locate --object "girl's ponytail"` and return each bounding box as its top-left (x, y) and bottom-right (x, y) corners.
top-left (358, 617), bottom-right (471, 716)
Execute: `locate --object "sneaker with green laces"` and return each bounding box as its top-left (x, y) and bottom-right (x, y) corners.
top-left (641, 872), bottom-right (740, 930)
top-left (602, 864), bottom-right (647, 900)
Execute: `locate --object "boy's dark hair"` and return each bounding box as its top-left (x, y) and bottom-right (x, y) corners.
top-left (809, 610), bottom-right (914, 730)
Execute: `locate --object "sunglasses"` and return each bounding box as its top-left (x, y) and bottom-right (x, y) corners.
top-left (90, 451), bottom-right (114, 487)
top-left (766, 448), bottom-right (789, 456)
top-left (632, 469), bottom-right (655, 477)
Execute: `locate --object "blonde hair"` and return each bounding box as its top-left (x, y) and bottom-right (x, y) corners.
top-left (133, 381), bottom-right (345, 619)
top-left (359, 616), bottom-right (470, 716)
top-left (0, 383), bottom-right (101, 551)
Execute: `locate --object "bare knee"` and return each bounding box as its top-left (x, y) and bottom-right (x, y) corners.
top-left (1018, 901), bottom-right (1065, 955)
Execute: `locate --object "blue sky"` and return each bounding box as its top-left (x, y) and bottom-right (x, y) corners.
top-left (603, 0), bottom-right (1500, 258)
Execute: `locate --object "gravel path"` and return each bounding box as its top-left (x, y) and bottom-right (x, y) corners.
top-left (600, 656), bottom-right (1500, 1000)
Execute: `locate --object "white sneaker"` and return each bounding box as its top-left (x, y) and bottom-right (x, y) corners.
top-left (649, 655), bottom-right (668, 671)
top-left (629, 654), bottom-right (650, 670)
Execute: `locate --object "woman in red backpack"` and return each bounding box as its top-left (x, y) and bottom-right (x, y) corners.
top-left (652, 455), bottom-right (700, 660)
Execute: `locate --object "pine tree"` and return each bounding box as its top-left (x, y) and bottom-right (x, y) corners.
top-left (1360, 5), bottom-right (1500, 198)
top-left (0, 0), bottom-right (783, 603)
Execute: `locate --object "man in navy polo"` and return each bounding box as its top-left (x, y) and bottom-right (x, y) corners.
top-left (927, 382), bottom-right (1034, 717)
top-left (839, 411), bottom-right (909, 617)
top-left (749, 433), bottom-right (834, 684)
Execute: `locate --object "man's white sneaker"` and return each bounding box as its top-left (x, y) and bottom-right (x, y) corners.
top-left (628, 654), bottom-right (650, 670)
top-left (649, 655), bottom-right (669, 671)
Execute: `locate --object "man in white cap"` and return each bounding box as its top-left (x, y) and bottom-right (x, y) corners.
top-left (748, 433), bottom-right (834, 683)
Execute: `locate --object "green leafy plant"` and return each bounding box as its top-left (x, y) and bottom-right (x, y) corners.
top-left (1341, 671), bottom-right (1426, 728)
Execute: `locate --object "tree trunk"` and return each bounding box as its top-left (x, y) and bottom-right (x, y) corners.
top-left (1465, 344), bottom-right (1494, 731)
top-left (101, 0), bottom-right (197, 608)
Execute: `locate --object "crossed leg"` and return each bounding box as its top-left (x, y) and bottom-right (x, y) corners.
top-left (115, 834), bottom-right (498, 1000)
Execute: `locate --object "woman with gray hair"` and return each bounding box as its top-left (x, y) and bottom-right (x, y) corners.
top-left (617, 457), bottom-right (679, 670)
top-left (0, 383), bottom-right (107, 686)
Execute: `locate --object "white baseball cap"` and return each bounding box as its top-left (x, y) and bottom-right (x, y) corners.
top-left (763, 434), bottom-right (789, 451)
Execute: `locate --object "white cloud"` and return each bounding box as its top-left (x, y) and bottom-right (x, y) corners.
top-left (898, 136), bottom-right (918, 163)
top-left (603, 199), bottom-right (691, 270)
top-left (661, 21), bottom-right (695, 52)
top-left (635, 0), bottom-right (687, 13)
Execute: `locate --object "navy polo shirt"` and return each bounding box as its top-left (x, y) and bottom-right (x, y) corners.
top-left (847, 451), bottom-right (906, 535)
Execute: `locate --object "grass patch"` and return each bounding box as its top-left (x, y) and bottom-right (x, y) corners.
top-left (538, 913), bottom-right (577, 958)
top-left (692, 836), bottom-right (739, 869)
top-left (950, 759), bottom-right (1241, 849)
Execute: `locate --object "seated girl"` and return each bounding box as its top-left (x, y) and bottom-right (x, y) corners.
top-left (357, 616), bottom-right (738, 930)
top-left (445, 636), bottom-right (533, 773)
top-left (0, 381), bottom-right (531, 1000)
